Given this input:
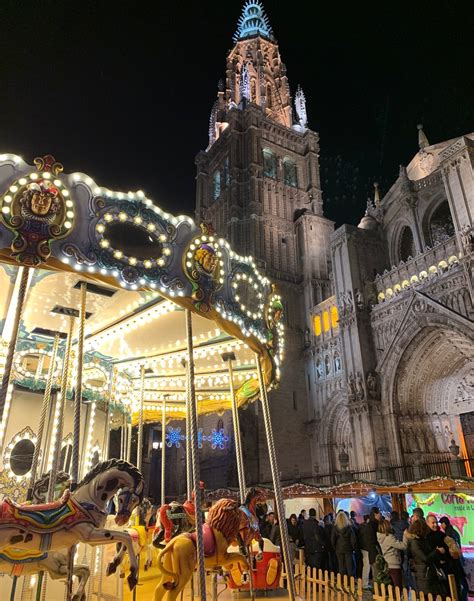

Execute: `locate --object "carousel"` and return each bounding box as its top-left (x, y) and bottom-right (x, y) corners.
top-left (0, 154), bottom-right (296, 601)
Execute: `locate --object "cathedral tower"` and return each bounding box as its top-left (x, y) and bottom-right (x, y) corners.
top-left (196, 1), bottom-right (334, 482)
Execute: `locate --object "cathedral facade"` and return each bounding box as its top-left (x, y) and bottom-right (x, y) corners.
top-left (195, 1), bottom-right (474, 486)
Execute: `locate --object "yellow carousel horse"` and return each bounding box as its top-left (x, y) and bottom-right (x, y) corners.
top-left (153, 498), bottom-right (248, 601)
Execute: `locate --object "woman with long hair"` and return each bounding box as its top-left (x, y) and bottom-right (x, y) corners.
top-left (331, 510), bottom-right (356, 577)
top-left (377, 518), bottom-right (406, 588)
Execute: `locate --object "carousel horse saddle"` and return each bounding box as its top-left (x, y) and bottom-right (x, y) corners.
top-left (16, 490), bottom-right (71, 513)
top-left (0, 491), bottom-right (93, 532)
top-left (190, 523), bottom-right (216, 557)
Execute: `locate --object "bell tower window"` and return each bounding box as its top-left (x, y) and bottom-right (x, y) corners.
top-left (263, 149), bottom-right (277, 179)
top-left (283, 158), bottom-right (297, 187)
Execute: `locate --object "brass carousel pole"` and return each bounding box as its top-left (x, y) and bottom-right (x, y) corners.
top-left (71, 282), bottom-right (87, 489)
top-left (27, 333), bottom-right (60, 501)
top-left (255, 353), bottom-right (297, 601)
top-left (184, 309), bottom-right (206, 601)
top-left (137, 365), bottom-right (145, 471)
top-left (104, 367), bottom-right (117, 460)
top-left (161, 395), bottom-right (167, 506)
top-left (47, 316), bottom-right (74, 502)
top-left (222, 352), bottom-right (246, 503)
top-left (182, 358), bottom-right (193, 498)
top-left (0, 266), bottom-right (31, 454)
top-left (126, 421), bottom-right (132, 463)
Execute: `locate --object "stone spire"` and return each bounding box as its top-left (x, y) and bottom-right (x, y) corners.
top-left (294, 85), bottom-right (308, 130)
top-left (417, 124), bottom-right (430, 150)
top-left (226, 2), bottom-right (292, 127)
top-left (373, 182), bottom-right (381, 206)
top-left (233, 1), bottom-right (275, 43)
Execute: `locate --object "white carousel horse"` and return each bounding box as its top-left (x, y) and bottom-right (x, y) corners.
top-left (0, 459), bottom-right (144, 591)
top-left (0, 471), bottom-right (90, 601)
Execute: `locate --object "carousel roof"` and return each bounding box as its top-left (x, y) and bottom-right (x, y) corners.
top-left (0, 155), bottom-right (285, 422)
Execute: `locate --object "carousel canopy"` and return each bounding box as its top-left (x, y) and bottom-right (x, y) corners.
top-left (0, 155), bottom-right (285, 421)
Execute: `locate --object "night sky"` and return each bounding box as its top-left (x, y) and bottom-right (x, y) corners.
top-left (1, 0), bottom-right (472, 226)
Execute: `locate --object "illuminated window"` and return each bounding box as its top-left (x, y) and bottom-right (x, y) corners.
top-left (263, 149), bottom-right (276, 178)
top-left (283, 158), bottom-right (297, 187)
top-left (212, 170), bottom-right (221, 201)
top-left (331, 306), bottom-right (339, 328)
top-left (313, 315), bottom-right (321, 336)
top-left (322, 311), bottom-right (330, 332)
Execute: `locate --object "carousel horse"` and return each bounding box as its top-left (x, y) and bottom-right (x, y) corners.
top-left (0, 471), bottom-right (89, 601)
top-left (153, 498), bottom-right (248, 601)
top-left (153, 481), bottom-right (205, 548)
top-left (0, 459), bottom-right (144, 591)
top-left (238, 487), bottom-right (267, 550)
top-left (113, 497), bottom-right (155, 574)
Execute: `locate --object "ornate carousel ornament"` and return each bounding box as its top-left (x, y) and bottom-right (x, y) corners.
top-left (0, 155), bottom-right (73, 266)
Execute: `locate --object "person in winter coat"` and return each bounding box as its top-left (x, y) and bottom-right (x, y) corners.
top-left (406, 519), bottom-right (446, 596)
top-left (359, 507), bottom-right (381, 587)
top-left (331, 510), bottom-right (356, 577)
top-left (287, 513), bottom-right (302, 564)
top-left (303, 508), bottom-right (328, 570)
top-left (377, 518), bottom-right (406, 588)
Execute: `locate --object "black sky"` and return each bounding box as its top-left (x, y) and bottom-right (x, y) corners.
top-left (1, 0), bottom-right (472, 226)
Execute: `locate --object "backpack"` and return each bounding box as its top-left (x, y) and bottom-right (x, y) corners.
top-left (374, 553), bottom-right (391, 586)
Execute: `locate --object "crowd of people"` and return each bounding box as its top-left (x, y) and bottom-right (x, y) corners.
top-left (258, 506), bottom-right (468, 599)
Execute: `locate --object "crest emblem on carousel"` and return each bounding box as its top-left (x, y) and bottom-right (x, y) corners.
top-left (0, 155), bottom-right (73, 266)
top-left (185, 222), bottom-right (224, 312)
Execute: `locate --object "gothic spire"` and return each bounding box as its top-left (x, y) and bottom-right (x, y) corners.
top-left (233, 1), bottom-right (275, 43)
top-left (373, 181), bottom-right (381, 206)
top-left (294, 85), bottom-right (308, 129)
top-left (417, 123), bottom-right (430, 150)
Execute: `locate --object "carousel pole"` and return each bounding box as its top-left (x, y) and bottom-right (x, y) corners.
top-left (184, 309), bottom-right (206, 601)
top-left (126, 421), bottom-right (132, 463)
top-left (27, 333), bottom-right (60, 501)
top-left (137, 365), bottom-right (145, 471)
top-left (222, 352), bottom-right (246, 503)
top-left (0, 266), bottom-right (31, 454)
top-left (104, 367), bottom-right (117, 461)
top-left (71, 282), bottom-right (87, 489)
top-left (182, 359), bottom-right (193, 499)
top-left (47, 316), bottom-right (74, 502)
top-left (255, 353), bottom-right (297, 601)
top-left (161, 395), bottom-right (167, 506)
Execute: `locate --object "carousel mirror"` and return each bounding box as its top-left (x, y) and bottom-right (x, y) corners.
top-left (83, 366), bottom-right (108, 392)
top-left (18, 352), bottom-right (52, 376)
top-left (10, 439), bottom-right (35, 476)
top-left (104, 222), bottom-right (163, 260)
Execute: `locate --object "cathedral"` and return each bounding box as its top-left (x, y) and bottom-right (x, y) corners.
top-left (195, 1), bottom-right (474, 486)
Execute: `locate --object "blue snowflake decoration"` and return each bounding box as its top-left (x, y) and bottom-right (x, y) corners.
top-left (166, 426), bottom-right (185, 448)
top-left (207, 428), bottom-right (229, 450)
top-left (198, 428), bottom-right (203, 449)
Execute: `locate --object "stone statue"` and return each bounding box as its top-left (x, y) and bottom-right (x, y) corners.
top-left (345, 291), bottom-right (354, 314)
top-left (356, 372), bottom-right (365, 400)
top-left (347, 373), bottom-right (356, 401)
top-left (355, 288), bottom-right (364, 309)
top-left (460, 225), bottom-right (473, 254)
top-left (366, 372), bottom-right (377, 398)
top-left (303, 327), bottom-right (311, 348)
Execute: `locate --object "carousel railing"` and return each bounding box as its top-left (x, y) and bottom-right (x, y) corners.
top-left (287, 564), bottom-right (456, 601)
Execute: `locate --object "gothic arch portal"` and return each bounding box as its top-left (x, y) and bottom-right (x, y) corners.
top-left (317, 392), bottom-right (352, 473)
top-left (379, 294), bottom-right (474, 463)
